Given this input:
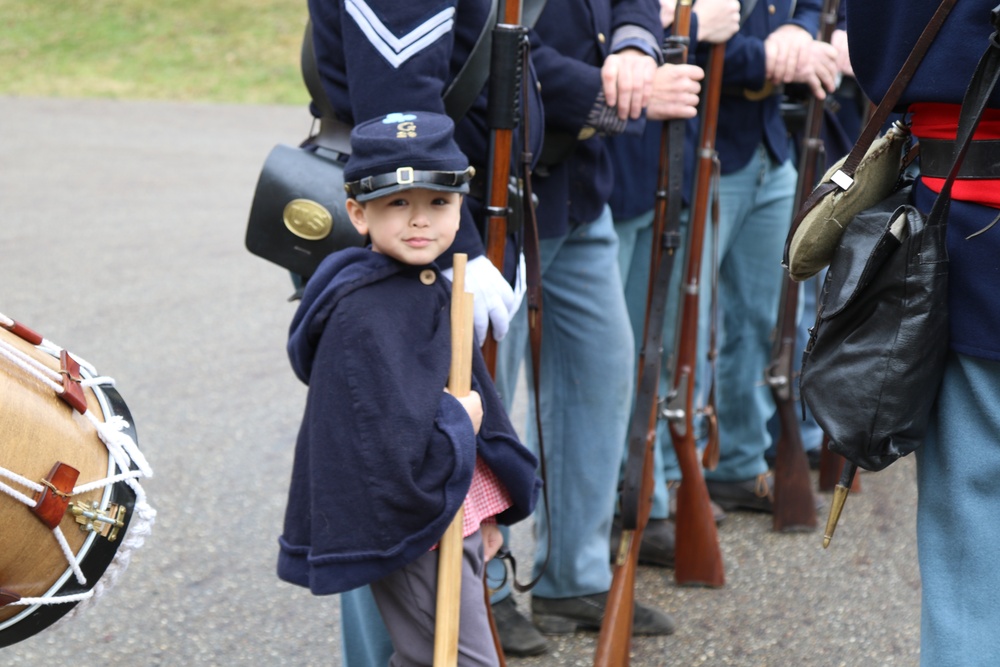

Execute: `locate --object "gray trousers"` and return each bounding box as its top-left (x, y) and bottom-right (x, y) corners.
top-left (369, 530), bottom-right (499, 667)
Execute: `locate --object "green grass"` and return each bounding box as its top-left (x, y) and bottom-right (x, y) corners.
top-left (0, 0), bottom-right (310, 104)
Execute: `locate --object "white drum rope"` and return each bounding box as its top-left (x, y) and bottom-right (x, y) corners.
top-left (0, 321), bottom-right (155, 612)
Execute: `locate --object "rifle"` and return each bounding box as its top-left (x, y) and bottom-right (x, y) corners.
top-left (479, 6), bottom-right (531, 663)
top-left (434, 254), bottom-right (475, 667)
top-left (663, 12), bottom-right (726, 589)
top-left (767, 0), bottom-right (840, 533)
top-left (480, 3), bottom-right (529, 372)
top-left (594, 10), bottom-right (693, 665)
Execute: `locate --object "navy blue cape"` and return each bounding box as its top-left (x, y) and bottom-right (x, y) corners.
top-left (278, 248), bottom-right (540, 595)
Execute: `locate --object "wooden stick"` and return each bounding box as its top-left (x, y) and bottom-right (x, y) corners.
top-left (434, 254), bottom-right (474, 667)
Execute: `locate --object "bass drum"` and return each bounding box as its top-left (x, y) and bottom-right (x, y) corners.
top-left (0, 315), bottom-right (154, 648)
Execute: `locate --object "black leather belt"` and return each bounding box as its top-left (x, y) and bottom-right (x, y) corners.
top-left (919, 138), bottom-right (1000, 179)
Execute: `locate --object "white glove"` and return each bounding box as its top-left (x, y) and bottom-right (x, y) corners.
top-left (511, 252), bottom-right (527, 318)
top-left (443, 255), bottom-right (515, 345)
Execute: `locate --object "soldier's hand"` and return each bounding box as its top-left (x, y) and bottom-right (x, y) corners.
top-left (647, 63), bottom-right (703, 120)
top-left (660, 0), bottom-right (676, 29)
top-left (692, 0), bottom-right (741, 44)
top-left (764, 24), bottom-right (813, 88)
top-left (832, 28), bottom-right (854, 77)
top-left (799, 38), bottom-right (840, 99)
top-left (602, 48), bottom-right (658, 120)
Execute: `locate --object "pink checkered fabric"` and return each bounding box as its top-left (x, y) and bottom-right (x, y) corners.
top-left (462, 456), bottom-right (512, 537)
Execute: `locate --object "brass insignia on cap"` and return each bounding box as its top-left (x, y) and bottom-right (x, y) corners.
top-left (397, 120), bottom-right (417, 138)
top-left (284, 199), bottom-right (333, 241)
top-left (419, 269), bottom-right (436, 285)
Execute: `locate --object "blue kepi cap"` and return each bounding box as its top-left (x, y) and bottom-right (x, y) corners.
top-left (343, 112), bottom-right (474, 202)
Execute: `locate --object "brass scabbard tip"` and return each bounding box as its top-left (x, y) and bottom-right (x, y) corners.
top-left (822, 484), bottom-right (851, 548)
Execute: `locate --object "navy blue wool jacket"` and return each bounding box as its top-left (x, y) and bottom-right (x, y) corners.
top-left (847, 0), bottom-right (1000, 361)
top-left (278, 248), bottom-right (541, 595)
top-left (529, 0), bottom-right (662, 237)
top-left (700, 0), bottom-right (821, 175)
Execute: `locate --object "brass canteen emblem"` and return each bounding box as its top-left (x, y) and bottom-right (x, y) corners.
top-left (284, 199), bottom-right (333, 241)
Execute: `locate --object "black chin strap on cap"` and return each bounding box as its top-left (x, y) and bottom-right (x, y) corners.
top-left (344, 166), bottom-right (476, 199)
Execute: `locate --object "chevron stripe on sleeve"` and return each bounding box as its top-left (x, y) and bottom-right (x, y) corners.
top-left (345, 0), bottom-right (456, 68)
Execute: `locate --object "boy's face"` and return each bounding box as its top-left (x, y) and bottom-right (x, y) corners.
top-left (346, 189), bottom-right (462, 265)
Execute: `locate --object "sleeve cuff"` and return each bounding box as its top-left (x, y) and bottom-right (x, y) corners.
top-left (611, 25), bottom-right (663, 65)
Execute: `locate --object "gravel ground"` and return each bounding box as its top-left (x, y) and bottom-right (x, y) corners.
top-left (0, 96), bottom-right (920, 667)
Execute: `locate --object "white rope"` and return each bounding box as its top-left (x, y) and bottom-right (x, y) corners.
top-left (0, 480), bottom-right (38, 507)
top-left (7, 591), bottom-right (94, 607)
top-left (51, 526), bottom-right (87, 585)
top-left (0, 467), bottom-right (44, 494)
top-left (72, 470), bottom-right (146, 495)
top-left (0, 342), bottom-right (63, 394)
top-left (0, 461), bottom-right (44, 509)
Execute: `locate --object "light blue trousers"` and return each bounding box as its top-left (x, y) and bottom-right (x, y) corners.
top-left (492, 205), bottom-right (635, 600)
top-left (704, 147), bottom-right (796, 482)
top-left (340, 586), bottom-right (392, 667)
top-left (917, 351), bottom-right (1000, 666)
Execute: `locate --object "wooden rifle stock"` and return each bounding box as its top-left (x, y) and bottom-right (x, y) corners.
top-left (434, 254), bottom-right (474, 667)
top-left (594, 9), bottom-right (693, 663)
top-left (768, 0), bottom-right (840, 532)
top-left (664, 37), bottom-right (726, 589)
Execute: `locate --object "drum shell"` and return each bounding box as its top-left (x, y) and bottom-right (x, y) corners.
top-left (0, 328), bottom-right (138, 647)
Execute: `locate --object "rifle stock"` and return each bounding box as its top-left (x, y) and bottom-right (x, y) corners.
top-left (664, 37), bottom-right (726, 589)
top-left (594, 7), bottom-right (694, 663)
top-left (769, 209), bottom-right (817, 532)
top-left (768, 0), bottom-right (841, 532)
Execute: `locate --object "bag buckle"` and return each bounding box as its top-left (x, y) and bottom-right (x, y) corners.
top-left (831, 169), bottom-right (854, 191)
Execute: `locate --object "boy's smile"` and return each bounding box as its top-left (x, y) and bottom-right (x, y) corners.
top-left (346, 188), bottom-right (462, 266)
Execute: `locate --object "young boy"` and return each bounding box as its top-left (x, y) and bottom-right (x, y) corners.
top-left (277, 111), bottom-right (541, 667)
